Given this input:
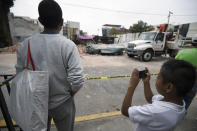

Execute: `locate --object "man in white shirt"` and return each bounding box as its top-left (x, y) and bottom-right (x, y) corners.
top-left (16, 0), bottom-right (84, 131)
top-left (121, 60), bottom-right (196, 131)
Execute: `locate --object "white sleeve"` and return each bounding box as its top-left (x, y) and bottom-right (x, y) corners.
top-left (152, 94), bottom-right (164, 102)
top-left (128, 104), bottom-right (153, 125)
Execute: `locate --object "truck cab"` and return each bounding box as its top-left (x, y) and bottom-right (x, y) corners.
top-left (126, 31), bottom-right (171, 61)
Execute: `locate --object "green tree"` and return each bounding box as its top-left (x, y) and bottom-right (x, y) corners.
top-left (80, 30), bottom-right (85, 35)
top-left (109, 28), bottom-right (122, 36)
top-left (129, 20), bottom-right (154, 33)
top-left (0, 0), bottom-right (14, 47)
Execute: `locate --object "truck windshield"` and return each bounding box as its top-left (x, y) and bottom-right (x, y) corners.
top-left (138, 32), bottom-right (156, 40)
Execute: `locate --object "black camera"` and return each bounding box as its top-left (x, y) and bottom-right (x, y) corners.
top-left (139, 70), bottom-right (148, 78)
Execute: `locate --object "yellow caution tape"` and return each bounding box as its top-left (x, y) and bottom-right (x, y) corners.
top-left (0, 73), bottom-right (158, 86)
top-left (84, 73), bottom-right (158, 80)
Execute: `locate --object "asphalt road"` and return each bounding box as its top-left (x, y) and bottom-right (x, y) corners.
top-left (0, 53), bottom-right (196, 131)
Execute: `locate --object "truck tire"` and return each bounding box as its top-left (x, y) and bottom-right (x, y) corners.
top-left (142, 50), bottom-right (153, 62)
top-left (127, 54), bottom-right (134, 57)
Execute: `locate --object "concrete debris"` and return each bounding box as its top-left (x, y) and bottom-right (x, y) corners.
top-left (77, 44), bottom-right (89, 56)
top-left (0, 42), bottom-right (21, 54)
top-left (86, 44), bottom-right (125, 55)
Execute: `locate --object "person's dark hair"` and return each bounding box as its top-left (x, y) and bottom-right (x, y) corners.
top-left (160, 59), bottom-right (196, 97)
top-left (38, 0), bottom-right (62, 29)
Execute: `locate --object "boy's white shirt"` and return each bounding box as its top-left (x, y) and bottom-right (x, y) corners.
top-left (128, 94), bottom-right (186, 131)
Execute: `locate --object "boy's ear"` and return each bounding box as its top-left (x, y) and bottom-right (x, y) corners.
top-left (60, 18), bottom-right (63, 27)
top-left (38, 17), bottom-right (43, 25)
top-left (165, 83), bottom-right (174, 93)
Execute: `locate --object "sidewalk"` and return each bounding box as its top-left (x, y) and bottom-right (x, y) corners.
top-left (50, 99), bottom-right (197, 131)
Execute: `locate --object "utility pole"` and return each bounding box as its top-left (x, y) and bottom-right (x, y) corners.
top-left (167, 11), bottom-right (173, 31)
top-left (97, 29), bottom-right (99, 36)
top-left (167, 11), bottom-right (173, 25)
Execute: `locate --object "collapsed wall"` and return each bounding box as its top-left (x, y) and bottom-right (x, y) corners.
top-left (9, 13), bottom-right (42, 44)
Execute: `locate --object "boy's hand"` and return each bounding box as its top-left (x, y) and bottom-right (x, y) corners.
top-left (142, 67), bottom-right (151, 84)
top-left (141, 67), bottom-right (153, 103)
top-left (129, 68), bottom-right (140, 88)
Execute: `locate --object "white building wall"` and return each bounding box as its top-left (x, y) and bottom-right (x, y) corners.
top-left (115, 33), bottom-right (139, 44)
top-left (187, 22), bottom-right (197, 37)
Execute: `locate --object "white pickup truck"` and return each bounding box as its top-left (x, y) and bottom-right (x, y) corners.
top-left (126, 31), bottom-right (180, 61)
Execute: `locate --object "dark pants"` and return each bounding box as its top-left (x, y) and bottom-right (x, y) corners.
top-left (47, 97), bottom-right (75, 131)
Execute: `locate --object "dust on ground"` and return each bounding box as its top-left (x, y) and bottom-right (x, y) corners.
top-left (81, 55), bottom-right (127, 67)
top-left (0, 44), bottom-right (165, 74)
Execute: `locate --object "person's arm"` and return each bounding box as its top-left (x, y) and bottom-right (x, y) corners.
top-left (142, 67), bottom-right (153, 103)
top-left (66, 44), bottom-right (84, 96)
top-left (121, 69), bottom-right (140, 117)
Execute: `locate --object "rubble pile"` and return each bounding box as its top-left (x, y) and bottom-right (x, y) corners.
top-left (0, 43), bottom-right (21, 54)
top-left (86, 43), bottom-right (125, 55)
top-left (77, 44), bottom-right (88, 56)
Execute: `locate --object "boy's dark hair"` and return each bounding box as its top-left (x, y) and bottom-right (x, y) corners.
top-left (160, 59), bottom-right (196, 97)
top-left (38, 0), bottom-right (62, 29)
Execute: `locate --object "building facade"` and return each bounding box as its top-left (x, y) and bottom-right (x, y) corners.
top-left (63, 21), bottom-right (80, 41)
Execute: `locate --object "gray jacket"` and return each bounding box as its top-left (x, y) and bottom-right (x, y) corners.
top-left (16, 33), bottom-right (84, 109)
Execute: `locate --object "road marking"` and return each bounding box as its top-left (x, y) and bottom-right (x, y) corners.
top-left (74, 111), bottom-right (121, 122)
top-left (0, 111), bottom-right (121, 127)
top-left (0, 119), bottom-right (16, 127)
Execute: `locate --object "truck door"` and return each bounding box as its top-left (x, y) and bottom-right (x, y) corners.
top-left (153, 32), bottom-right (165, 51)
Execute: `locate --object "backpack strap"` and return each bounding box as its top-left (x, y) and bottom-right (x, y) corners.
top-left (26, 40), bottom-right (35, 71)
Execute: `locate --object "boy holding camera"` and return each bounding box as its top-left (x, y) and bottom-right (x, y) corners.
top-left (121, 60), bottom-right (196, 131)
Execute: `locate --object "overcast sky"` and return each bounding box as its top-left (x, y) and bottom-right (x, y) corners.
top-left (11, 0), bottom-right (197, 35)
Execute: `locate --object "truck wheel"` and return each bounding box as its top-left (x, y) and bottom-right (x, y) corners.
top-left (127, 54), bottom-right (134, 57)
top-left (142, 50), bottom-right (153, 62)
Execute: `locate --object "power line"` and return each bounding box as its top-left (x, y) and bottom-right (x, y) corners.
top-left (61, 2), bottom-right (166, 16)
top-left (60, 2), bottom-right (197, 17)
